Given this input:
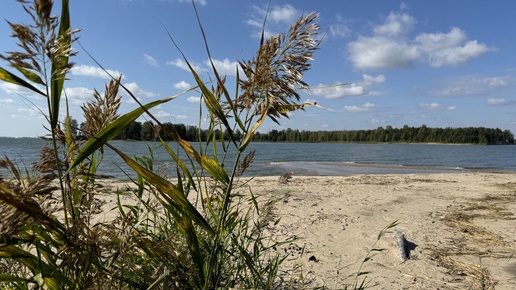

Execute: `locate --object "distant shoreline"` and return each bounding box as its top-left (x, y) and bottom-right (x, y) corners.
top-left (0, 136), bottom-right (515, 146)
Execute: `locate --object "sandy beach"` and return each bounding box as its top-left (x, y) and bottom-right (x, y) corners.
top-left (95, 172), bottom-right (516, 289)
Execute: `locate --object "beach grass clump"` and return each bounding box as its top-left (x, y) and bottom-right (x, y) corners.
top-left (0, 0), bottom-right (323, 288)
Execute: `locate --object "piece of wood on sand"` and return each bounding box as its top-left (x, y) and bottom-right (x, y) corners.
top-left (394, 230), bottom-right (409, 261)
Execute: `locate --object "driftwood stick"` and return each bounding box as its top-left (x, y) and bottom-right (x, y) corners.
top-left (394, 230), bottom-right (409, 261)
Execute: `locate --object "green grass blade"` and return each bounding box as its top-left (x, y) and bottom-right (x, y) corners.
top-left (69, 96), bottom-right (177, 171)
top-left (0, 67), bottom-right (46, 96)
top-left (157, 135), bottom-right (196, 190)
top-left (107, 144), bottom-right (214, 235)
top-left (12, 64), bottom-right (45, 85)
top-left (183, 217), bottom-right (205, 288)
top-left (174, 136), bottom-right (230, 184)
top-left (0, 273), bottom-right (34, 283)
top-left (49, 0), bottom-right (72, 129)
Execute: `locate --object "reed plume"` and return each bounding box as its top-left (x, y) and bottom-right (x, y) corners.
top-left (81, 75), bottom-right (123, 138)
top-left (0, 0), bottom-right (78, 88)
top-left (236, 13), bottom-right (320, 123)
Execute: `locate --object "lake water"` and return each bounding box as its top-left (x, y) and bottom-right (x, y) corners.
top-left (1, 137), bottom-right (515, 179)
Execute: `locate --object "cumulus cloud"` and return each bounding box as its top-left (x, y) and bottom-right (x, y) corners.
top-left (348, 36), bottom-right (420, 69)
top-left (205, 58), bottom-right (242, 76)
top-left (167, 58), bottom-right (242, 77)
top-left (174, 81), bottom-right (191, 90)
top-left (420, 102), bottom-right (441, 110)
top-left (330, 23), bottom-right (350, 38)
top-left (343, 102), bottom-right (377, 112)
top-left (124, 82), bottom-right (156, 98)
top-left (416, 28), bottom-right (493, 67)
top-left (487, 97), bottom-right (509, 106)
top-left (347, 10), bottom-right (494, 70)
top-left (329, 14), bottom-right (351, 38)
top-left (178, 0), bottom-right (206, 6)
top-left (312, 84), bottom-right (367, 99)
top-left (187, 96), bottom-right (201, 103)
top-left (246, 4), bottom-right (301, 38)
top-left (14, 107), bottom-right (39, 118)
top-left (166, 58), bottom-right (204, 73)
top-left (71, 65), bottom-right (123, 79)
top-left (64, 87), bottom-right (95, 102)
top-left (362, 74), bottom-right (386, 86)
top-left (310, 74), bottom-right (385, 99)
top-left (0, 82), bottom-right (39, 96)
top-left (143, 53), bottom-right (158, 67)
top-left (373, 12), bottom-right (415, 38)
top-left (155, 110), bottom-right (171, 118)
top-left (435, 76), bottom-right (510, 96)
top-left (0, 98), bottom-right (14, 104)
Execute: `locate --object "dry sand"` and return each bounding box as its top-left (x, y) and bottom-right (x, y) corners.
top-left (96, 173), bottom-right (516, 289)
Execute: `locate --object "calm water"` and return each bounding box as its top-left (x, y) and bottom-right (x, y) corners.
top-left (1, 137), bottom-right (515, 179)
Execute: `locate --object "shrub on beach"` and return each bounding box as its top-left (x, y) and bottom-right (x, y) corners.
top-left (0, 0), bottom-right (322, 288)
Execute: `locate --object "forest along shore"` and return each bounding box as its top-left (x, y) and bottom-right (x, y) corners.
top-left (94, 173), bottom-right (516, 289)
top-left (62, 122), bottom-right (516, 145)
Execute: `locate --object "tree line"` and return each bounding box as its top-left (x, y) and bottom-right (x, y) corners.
top-left (73, 120), bottom-right (514, 145)
top-left (252, 125), bottom-right (514, 144)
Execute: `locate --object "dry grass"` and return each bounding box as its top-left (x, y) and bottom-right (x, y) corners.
top-left (427, 182), bottom-right (516, 289)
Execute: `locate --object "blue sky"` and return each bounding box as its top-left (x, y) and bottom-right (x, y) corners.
top-left (1, 0), bottom-right (515, 137)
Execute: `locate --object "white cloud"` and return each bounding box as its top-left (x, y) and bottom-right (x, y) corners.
top-left (362, 74), bottom-right (386, 86)
top-left (64, 87), bottom-right (94, 102)
top-left (420, 102), bottom-right (441, 110)
top-left (310, 74), bottom-right (385, 99)
top-left (124, 82), bottom-right (156, 98)
top-left (126, 96), bottom-right (142, 104)
top-left (373, 12), bottom-right (415, 38)
top-left (187, 96), bottom-right (201, 103)
top-left (14, 107), bottom-right (39, 118)
top-left (0, 82), bottom-right (36, 96)
top-left (167, 58), bottom-right (242, 77)
top-left (174, 81), bottom-right (191, 90)
top-left (154, 110), bottom-right (189, 120)
top-left (246, 4), bottom-right (302, 38)
top-left (343, 102), bottom-right (377, 112)
top-left (330, 23), bottom-right (350, 38)
top-left (178, 0), bottom-right (206, 6)
top-left (435, 76), bottom-right (510, 96)
top-left (0, 98), bottom-right (14, 104)
top-left (143, 53), bottom-right (158, 67)
top-left (329, 15), bottom-right (350, 38)
top-left (71, 64), bottom-right (123, 79)
top-left (416, 28), bottom-right (494, 67)
top-left (487, 97), bottom-right (509, 106)
top-left (206, 58), bottom-right (241, 76)
top-left (268, 4), bottom-right (299, 23)
top-left (348, 36), bottom-right (420, 69)
top-left (347, 10), bottom-right (494, 70)
top-left (447, 106), bottom-right (457, 111)
top-left (166, 58), bottom-right (204, 73)
top-left (155, 110), bottom-right (171, 118)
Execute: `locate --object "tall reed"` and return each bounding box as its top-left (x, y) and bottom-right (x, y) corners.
top-left (0, 0), bottom-right (322, 289)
